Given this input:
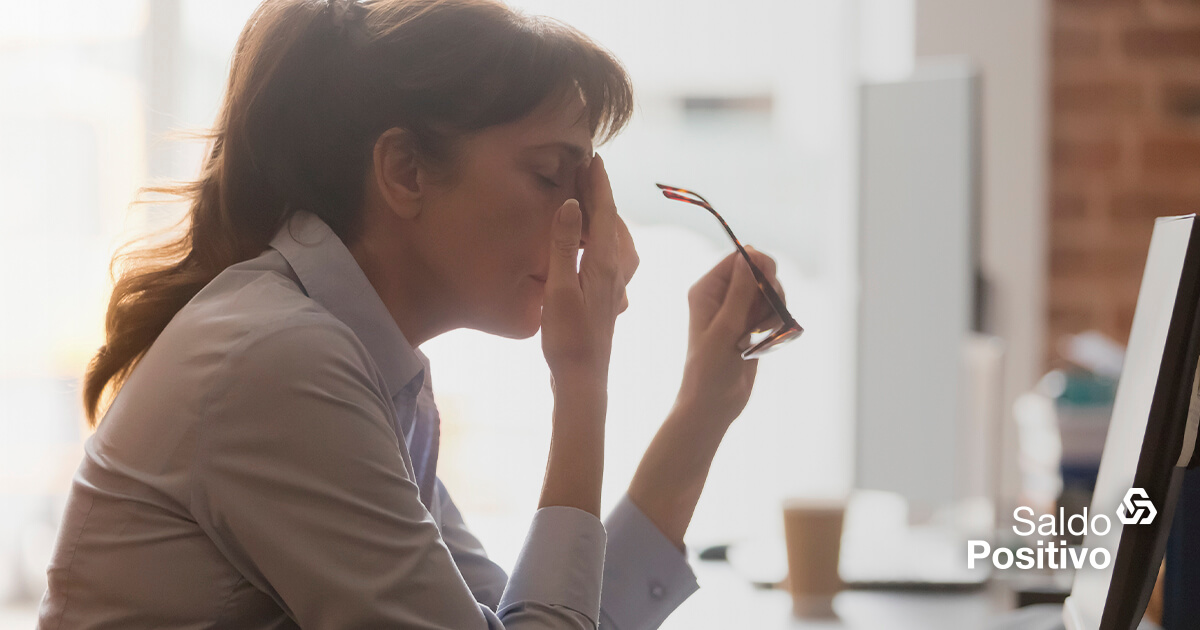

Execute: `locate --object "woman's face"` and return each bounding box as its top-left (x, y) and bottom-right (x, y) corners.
top-left (413, 91), bottom-right (595, 339)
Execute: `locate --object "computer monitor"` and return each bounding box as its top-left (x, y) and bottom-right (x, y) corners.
top-left (1063, 215), bottom-right (1200, 630)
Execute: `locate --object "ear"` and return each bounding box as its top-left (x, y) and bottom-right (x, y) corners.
top-left (371, 127), bottom-right (427, 220)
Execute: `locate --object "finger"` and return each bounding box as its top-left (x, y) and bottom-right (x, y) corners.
top-left (689, 250), bottom-right (740, 298)
top-left (745, 247), bottom-right (780, 295)
top-left (576, 163), bottom-right (591, 245)
top-left (615, 214), bottom-right (639, 284)
top-left (687, 250), bottom-right (740, 330)
top-left (580, 154), bottom-right (618, 269)
top-left (748, 276), bottom-right (785, 323)
top-left (747, 247), bottom-right (777, 280)
top-left (714, 250), bottom-right (762, 333)
top-left (545, 199), bottom-right (582, 291)
top-left (744, 247), bottom-right (783, 324)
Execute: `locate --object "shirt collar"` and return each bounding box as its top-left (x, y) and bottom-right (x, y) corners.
top-left (268, 210), bottom-right (425, 400)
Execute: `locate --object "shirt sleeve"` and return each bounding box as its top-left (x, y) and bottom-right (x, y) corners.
top-left (438, 480), bottom-right (698, 630)
top-left (436, 478), bottom-right (510, 610)
top-left (189, 320), bottom-right (607, 629)
top-left (437, 478), bottom-right (609, 626)
top-left (599, 495), bottom-right (700, 630)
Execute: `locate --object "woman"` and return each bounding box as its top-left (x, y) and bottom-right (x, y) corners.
top-left (39, 0), bottom-right (784, 628)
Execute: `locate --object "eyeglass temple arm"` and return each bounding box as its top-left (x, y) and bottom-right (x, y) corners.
top-left (739, 249), bottom-right (795, 326)
top-left (708, 213), bottom-right (793, 320)
top-left (662, 191), bottom-right (795, 326)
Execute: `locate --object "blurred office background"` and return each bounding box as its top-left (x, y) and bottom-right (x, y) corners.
top-left (1, 0), bottom-right (1197, 626)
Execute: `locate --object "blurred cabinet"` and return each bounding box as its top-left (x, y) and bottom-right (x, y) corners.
top-left (856, 60), bottom-right (985, 510)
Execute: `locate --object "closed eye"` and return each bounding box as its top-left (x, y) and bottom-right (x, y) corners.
top-left (535, 173), bottom-right (560, 189)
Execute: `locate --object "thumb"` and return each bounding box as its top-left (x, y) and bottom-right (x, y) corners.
top-left (546, 199), bottom-right (582, 289)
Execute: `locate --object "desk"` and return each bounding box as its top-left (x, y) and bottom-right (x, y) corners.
top-left (662, 561), bottom-right (1016, 629)
top-left (0, 566), bottom-right (1023, 630)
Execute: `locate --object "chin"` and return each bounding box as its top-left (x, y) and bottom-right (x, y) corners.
top-left (488, 319), bottom-right (541, 340)
top-left (477, 301), bottom-right (543, 340)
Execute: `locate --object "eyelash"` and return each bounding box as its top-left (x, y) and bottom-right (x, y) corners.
top-left (536, 174), bottom-right (560, 189)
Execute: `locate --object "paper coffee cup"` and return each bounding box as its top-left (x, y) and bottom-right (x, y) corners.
top-left (782, 498), bottom-right (846, 618)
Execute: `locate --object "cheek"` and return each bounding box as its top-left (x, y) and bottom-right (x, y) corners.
top-left (437, 170), bottom-right (564, 297)
top-left (464, 197), bottom-right (558, 285)
top-left (494, 190), bottom-right (560, 262)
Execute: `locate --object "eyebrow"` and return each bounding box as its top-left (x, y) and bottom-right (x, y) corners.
top-left (524, 141), bottom-right (592, 165)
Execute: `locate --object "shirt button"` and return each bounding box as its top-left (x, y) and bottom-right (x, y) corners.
top-left (649, 581), bottom-right (666, 600)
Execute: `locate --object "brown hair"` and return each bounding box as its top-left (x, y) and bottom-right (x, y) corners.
top-left (83, 0), bottom-right (634, 425)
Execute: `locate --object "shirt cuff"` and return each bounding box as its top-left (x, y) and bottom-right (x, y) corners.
top-left (498, 505), bottom-right (607, 624)
top-left (600, 494), bottom-right (700, 630)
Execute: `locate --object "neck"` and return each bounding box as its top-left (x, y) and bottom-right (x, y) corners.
top-left (346, 229), bottom-right (457, 348)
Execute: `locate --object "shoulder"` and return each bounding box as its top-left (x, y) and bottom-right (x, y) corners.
top-left (214, 316), bottom-right (384, 405)
top-left (191, 314), bottom-right (400, 471)
top-left (151, 255), bottom-right (390, 413)
top-left (171, 251), bottom-right (379, 384)
top-left (108, 256), bottom-right (381, 422)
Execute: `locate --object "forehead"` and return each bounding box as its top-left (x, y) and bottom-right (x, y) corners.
top-left (476, 90), bottom-right (595, 163)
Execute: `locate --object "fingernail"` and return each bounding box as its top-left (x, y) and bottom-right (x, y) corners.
top-left (559, 199), bottom-right (581, 227)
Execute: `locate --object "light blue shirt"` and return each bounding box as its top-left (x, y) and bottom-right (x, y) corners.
top-left (38, 210), bottom-right (698, 629)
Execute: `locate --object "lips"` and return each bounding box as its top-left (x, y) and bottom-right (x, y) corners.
top-left (531, 274), bottom-right (548, 283)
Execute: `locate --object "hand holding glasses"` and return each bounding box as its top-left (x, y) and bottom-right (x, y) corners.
top-left (656, 183), bottom-right (803, 359)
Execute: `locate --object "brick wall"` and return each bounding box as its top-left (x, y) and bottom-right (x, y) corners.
top-left (1050, 0), bottom-right (1200, 354)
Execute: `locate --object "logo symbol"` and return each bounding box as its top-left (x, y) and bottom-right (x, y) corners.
top-left (1117, 488), bottom-right (1157, 525)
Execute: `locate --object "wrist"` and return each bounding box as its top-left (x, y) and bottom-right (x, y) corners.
top-left (627, 413), bottom-right (720, 551)
top-left (552, 369), bottom-right (608, 399)
top-left (550, 375), bottom-right (608, 440)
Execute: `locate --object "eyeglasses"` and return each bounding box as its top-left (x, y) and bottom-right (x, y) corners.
top-left (656, 183), bottom-right (804, 359)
